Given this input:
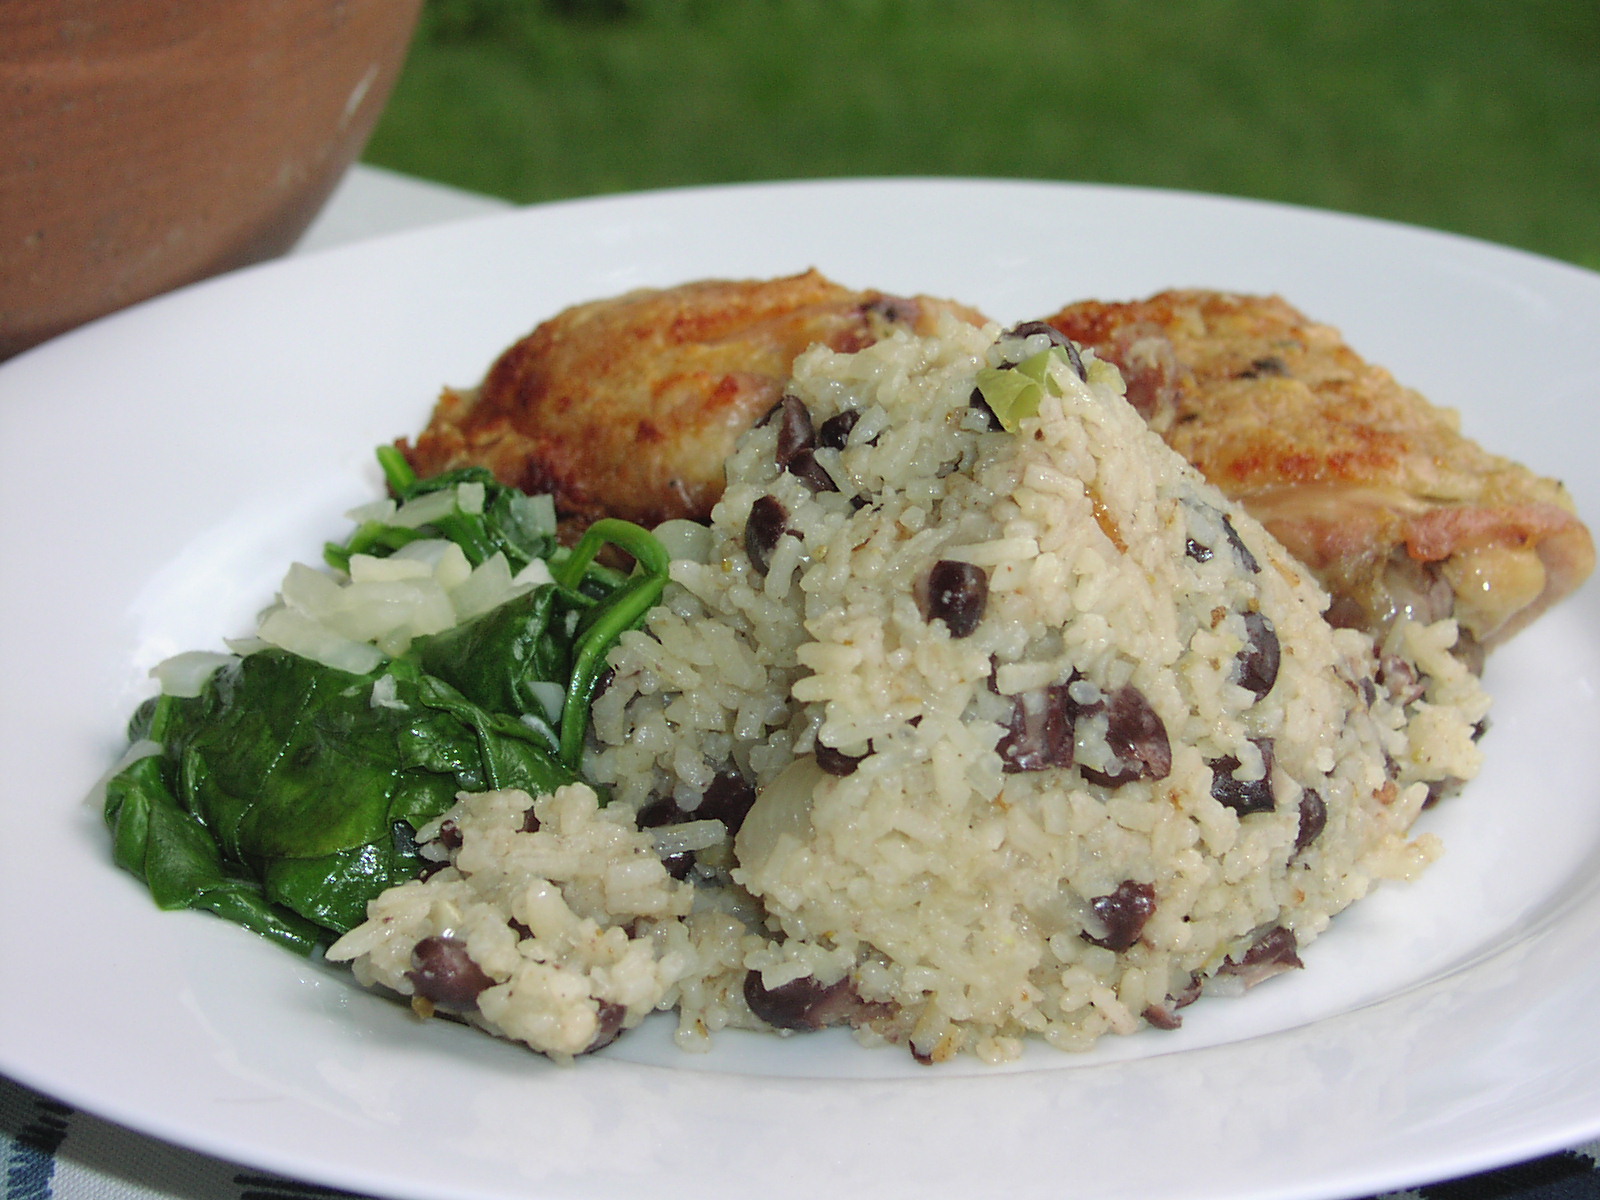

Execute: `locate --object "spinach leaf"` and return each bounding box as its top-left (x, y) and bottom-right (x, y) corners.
top-left (106, 450), bottom-right (674, 956)
top-left (549, 517), bottom-right (671, 770)
top-left (105, 649), bottom-right (576, 950)
top-left (410, 583), bottom-right (569, 741)
top-left (324, 445), bottom-right (556, 574)
top-left (104, 754), bottom-right (326, 954)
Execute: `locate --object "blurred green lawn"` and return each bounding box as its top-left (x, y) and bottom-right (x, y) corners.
top-left (364, 0), bottom-right (1600, 270)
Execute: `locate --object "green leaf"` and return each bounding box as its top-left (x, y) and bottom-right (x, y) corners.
top-left (410, 583), bottom-right (571, 723)
top-left (104, 755), bottom-right (325, 953)
top-left (108, 647), bottom-right (579, 942)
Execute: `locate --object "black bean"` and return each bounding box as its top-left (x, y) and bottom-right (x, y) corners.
top-left (1235, 355), bottom-right (1287, 379)
top-left (1423, 776), bottom-right (1465, 809)
top-left (1004, 320), bottom-right (1087, 380)
top-left (817, 409), bottom-right (859, 449)
top-left (435, 819), bottom-right (463, 851)
top-left (585, 1000), bottom-right (627, 1053)
top-left (743, 971), bottom-right (855, 1031)
top-left (520, 807), bottom-right (541, 834)
top-left (924, 560), bottom-right (989, 638)
top-left (785, 447), bottom-right (838, 493)
top-left (968, 386), bottom-right (1002, 431)
top-left (696, 770), bottom-right (758, 834)
top-left (407, 936), bottom-right (494, 1011)
top-left (1220, 514), bottom-right (1260, 573)
top-left (744, 495), bottom-right (790, 575)
top-left (1145, 972), bottom-right (1203, 1029)
top-left (1081, 880), bottom-right (1157, 951)
top-left (1143, 1004), bottom-right (1183, 1031)
top-left (637, 794), bottom-right (686, 827)
top-left (1294, 789), bottom-right (1327, 853)
top-left (1171, 973), bottom-right (1203, 1008)
top-left (998, 683), bottom-right (1077, 773)
top-left (1235, 611), bottom-right (1280, 700)
top-left (1185, 537), bottom-right (1214, 563)
top-left (1081, 686), bottom-right (1172, 786)
top-left (816, 743), bottom-right (867, 776)
top-left (1220, 926), bottom-right (1303, 988)
top-left (1377, 652), bottom-right (1426, 708)
top-left (1209, 739), bottom-right (1276, 814)
top-left (772, 393), bottom-right (815, 466)
top-left (637, 794), bottom-right (696, 876)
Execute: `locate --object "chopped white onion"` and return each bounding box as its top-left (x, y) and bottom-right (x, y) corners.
top-left (449, 552), bottom-right (523, 623)
top-left (651, 819), bottom-right (729, 856)
top-left (652, 518), bottom-right (714, 565)
top-left (152, 650), bottom-right (237, 697)
top-left (512, 557), bottom-right (555, 588)
top-left (344, 497), bottom-right (397, 525)
top-left (525, 680), bottom-right (565, 724)
top-left (257, 607), bottom-right (384, 675)
top-left (389, 489), bottom-right (458, 529)
top-left (348, 553), bottom-right (433, 583)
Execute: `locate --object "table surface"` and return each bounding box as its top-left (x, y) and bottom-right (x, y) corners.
top-left (3, 163), bottom-right (1597, 1200)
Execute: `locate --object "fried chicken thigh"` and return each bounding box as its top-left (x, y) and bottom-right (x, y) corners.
top-left (1042, 289), bottom-right (1594, 656)
top-left (399, 269), bottom-right (986, 535)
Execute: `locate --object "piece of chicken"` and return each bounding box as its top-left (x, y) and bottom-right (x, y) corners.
top-left (1042, 289), bottom-right (1594, 658)
top-left (398, 269), bottom-right (987, 538)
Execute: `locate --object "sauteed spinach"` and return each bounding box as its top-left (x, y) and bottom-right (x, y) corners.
top-left (103, 450), bottom-right (668, 954)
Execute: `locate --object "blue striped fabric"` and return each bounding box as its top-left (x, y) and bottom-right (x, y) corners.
top-left (4, 1072), bottom-right (1598, 1200)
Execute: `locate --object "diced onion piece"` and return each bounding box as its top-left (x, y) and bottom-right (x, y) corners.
top-left (389, 489), bottom-right (458, 529)
top-left (509, 490), bottom-right (557, 539)
top-left (392, 537), bottom-right (454, 567)
top-left (512, 558), bottom-right (555, 588)
top-left (525, 680), bottom-right (565, 723)
top-left (348, 553), bottom-right (433, 583)
top-left (152, 650), bottom-right (237, 697)
top-left (449, 552), bottom-right (522, 622)
top-left (257, 607), bottom-right (384, 675)
top-left (330, 579), bottom-right (457, 642)
top-left (279, 561), bottom-right (346, 620)
top-left (455, 480), bottom-right (486, 515)
top-left (430, 541), bottom-right (473, 591)
top-left (369, 674), bottom-right (407, 710)
top-left (734, 755), bottom-right (823, 876)
top-left (653, 518), bottom-right (715, 565)
top-left (344, 497), bottom-right (397, 524)
top-left (389, 539), bottom-right (474, 592)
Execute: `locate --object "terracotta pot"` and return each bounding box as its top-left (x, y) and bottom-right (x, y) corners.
top-left (0, 0), bottom-right (423, 360)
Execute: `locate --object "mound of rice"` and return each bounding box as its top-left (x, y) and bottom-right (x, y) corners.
top-left (330, 315), bottom-right (1489, 1064)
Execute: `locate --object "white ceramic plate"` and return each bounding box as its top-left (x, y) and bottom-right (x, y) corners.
top-left (2, 179), bottom-right (1599, 1200)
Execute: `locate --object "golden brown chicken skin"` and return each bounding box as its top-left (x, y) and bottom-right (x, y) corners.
top-left (1041, 289), bottom-right (1595, 657)
top-left (399, 269), bottom-right (986, 536)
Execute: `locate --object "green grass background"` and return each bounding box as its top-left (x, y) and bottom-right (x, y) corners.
top-left (364, 0), bottom-right (1600, 270)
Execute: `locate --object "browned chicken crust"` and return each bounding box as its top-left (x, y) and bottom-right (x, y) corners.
top-left (1042, 289), bottom-right (1595, 654)
top-left (399, 269), bottom-right (987, 535)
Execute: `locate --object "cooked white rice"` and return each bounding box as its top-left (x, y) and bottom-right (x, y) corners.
top-left (330, 315), bottom-right (1489, 1064)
